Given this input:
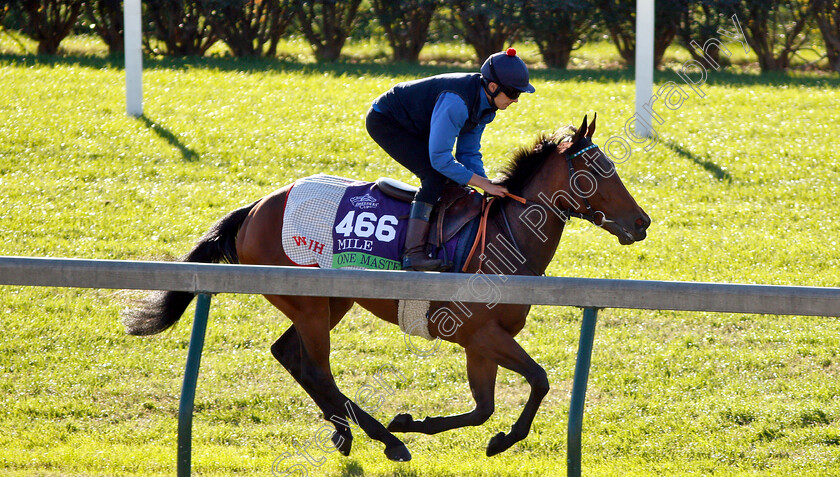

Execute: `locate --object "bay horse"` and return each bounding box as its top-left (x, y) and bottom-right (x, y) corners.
top-left (123, 115), bottom-right (650, 462)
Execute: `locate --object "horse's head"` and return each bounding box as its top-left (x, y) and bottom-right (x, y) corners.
top-left (501, 114), bottom-right (650, 246)
top-left (556, 114), bottom-right (650, 244)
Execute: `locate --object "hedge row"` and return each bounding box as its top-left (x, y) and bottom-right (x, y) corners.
top-left (2, 0), bottom-right (838, 72)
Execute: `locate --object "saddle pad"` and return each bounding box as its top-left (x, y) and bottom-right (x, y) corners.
top-left (282, 174), bottom-right (354, 268)
top-left (398, 300), bottom-right (433, 341)
top-left (282, 174), bottom-right (473, 270)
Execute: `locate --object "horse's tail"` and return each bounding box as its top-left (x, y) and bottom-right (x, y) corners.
top-left (121, 200), bottom-right (260, 336)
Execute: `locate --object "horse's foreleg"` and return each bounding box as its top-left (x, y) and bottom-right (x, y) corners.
top-left (268, 295), bottom-right (411, 462)
top-left (388, 349), bottom-right (497, 435)
top-left (471, 323), bottom-right (550, 457)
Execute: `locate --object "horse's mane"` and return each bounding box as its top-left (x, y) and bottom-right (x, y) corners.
top-left (497, 127), bottom-right (577, 194)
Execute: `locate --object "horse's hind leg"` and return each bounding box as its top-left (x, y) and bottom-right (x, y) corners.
top-left (270, 298), bottom-right (355, 455)
top-left (266, 294), bottom-right (411, 462)
top-left (388, 349), bottom-right (497, 435)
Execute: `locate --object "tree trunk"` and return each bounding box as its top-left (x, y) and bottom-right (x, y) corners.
top-left (20, 0), bottom-right (84, 55)
top-left (200, 0), bottom-right (294, 58)
top-left (143, 0), bottom-right (218, 57)
top-left (678, 3), bottom-right (727, 70)
top-left (86, 0), bottom-right (125, 54)
top-left (523, 0), bottom-right (595, 70)
top-left (372, 0), bottom-right (437, 64)
top-left (540, 44), bottom-right (572, 69)
top-left (316, 41), bottom-right (343, 62)
top-left (295, 0), bottom-right (362, 62)
top-left (451, 0), bottom-right (523, 64)
top-left (596, 0), bottom-right (685, 69)
top-left (37, 37), bottom-right (61, 55)
top-left (813, 0), bottom-right (840, 73)
top-left (723, 0), bottom-right (812, 73)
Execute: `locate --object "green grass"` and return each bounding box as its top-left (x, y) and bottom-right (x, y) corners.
top-left (1, 35), bottom-right (839, 476)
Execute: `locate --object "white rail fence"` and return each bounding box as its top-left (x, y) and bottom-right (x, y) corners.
top-left (2, 256), bottom-right (839, 476)
top-left (1, 256), bottom-right (838, 315)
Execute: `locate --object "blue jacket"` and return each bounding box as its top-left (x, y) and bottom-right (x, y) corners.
top-left (372, 73), bottom-right (496, 185)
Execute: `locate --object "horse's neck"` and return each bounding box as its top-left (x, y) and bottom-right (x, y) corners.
top-left (485, 148), bottom-right (574, 275)
top-left (498, 196), bottom-right (565, 276)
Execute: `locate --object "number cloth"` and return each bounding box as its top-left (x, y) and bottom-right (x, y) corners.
top-left (281, 174), bottom-right (476, 271)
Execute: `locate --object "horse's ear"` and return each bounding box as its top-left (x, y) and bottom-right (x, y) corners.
top-left (586, 112), bottom-right (597, 138)
top-left (573, 115), bottom-right (588, 142)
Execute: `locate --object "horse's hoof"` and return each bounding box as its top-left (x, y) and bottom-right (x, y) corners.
top-left (332, 430), bottom-right (352, 456)
top-left (386, 413), bottom-right (414, 433)
top-left (486, 431), bottom-right (509, 457)
top-left (384, 443), bottom-right (412, 462)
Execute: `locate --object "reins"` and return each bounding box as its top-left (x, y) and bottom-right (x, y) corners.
top-left (462, 196), bottom-right (496, 272)
top-left (461, 196), bottom-right (541, 275)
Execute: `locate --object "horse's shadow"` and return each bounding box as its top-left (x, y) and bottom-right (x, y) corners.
top-left (338, 459), bottom-right (530, 476)
top-left (340, 460), bottom-right (366, 476)
top-left (339, 460), bottom-right (425, 476)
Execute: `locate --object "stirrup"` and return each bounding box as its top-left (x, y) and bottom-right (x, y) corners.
top-left (402, 253), bottom-right (443, 272)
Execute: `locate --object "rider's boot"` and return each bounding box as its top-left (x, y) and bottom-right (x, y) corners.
top-left (402, 201), bottom-right (443, 271)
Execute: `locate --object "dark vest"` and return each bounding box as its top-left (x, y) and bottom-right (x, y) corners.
top-left (373, 73), bottom-right (493, 138)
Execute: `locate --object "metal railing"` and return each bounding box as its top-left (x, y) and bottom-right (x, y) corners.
top-left (2, 256), bottom-right (839, 476)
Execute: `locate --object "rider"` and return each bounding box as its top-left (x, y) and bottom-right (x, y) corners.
top-left (366, 48), bottom-right (535, 271)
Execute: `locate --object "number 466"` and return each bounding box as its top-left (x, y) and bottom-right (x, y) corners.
top-left (334, 211), bottom-right (398, 242)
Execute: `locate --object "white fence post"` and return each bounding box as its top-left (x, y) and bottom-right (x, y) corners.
top-left (635, 0), bottom-right (655, 137)
top-left (124, 0), bottom-right (143, 117)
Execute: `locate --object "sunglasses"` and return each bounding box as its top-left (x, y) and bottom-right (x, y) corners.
top-left (500, 86), bottom-right (521, 100)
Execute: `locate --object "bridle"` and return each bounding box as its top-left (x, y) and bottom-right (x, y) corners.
top-left (465, 138), bottom-right (608, 275)
top-left (505, 137), bottom-right (607, 227)
top-left (558, 139), bottom-right (606, 226)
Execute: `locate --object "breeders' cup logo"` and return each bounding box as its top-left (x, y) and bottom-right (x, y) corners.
top-left (350, 193), bottom-right (379, 209)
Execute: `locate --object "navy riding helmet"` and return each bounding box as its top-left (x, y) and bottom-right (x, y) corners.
top-left (480, 48), bottom-right (536, 99)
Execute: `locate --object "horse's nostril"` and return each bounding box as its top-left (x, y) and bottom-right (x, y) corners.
top-left (635, 216), bottom-right (650, 230)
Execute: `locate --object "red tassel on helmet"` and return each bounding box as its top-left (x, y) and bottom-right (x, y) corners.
top-left (506, 48), bottom-right (517, 56)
